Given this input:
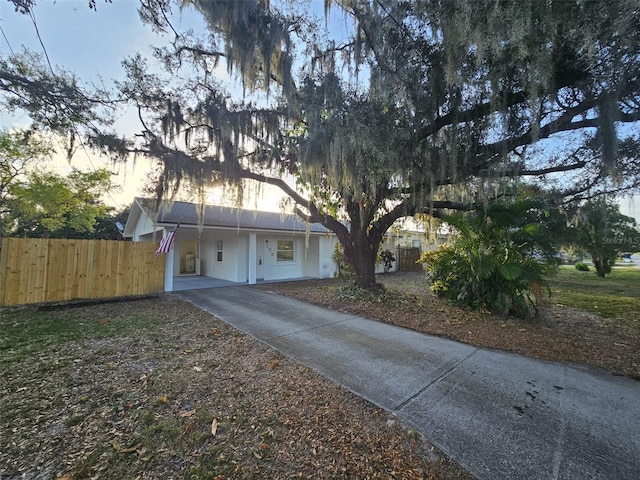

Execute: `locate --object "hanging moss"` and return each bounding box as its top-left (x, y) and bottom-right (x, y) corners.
top-left (117, 0), bottom-right (640, 289)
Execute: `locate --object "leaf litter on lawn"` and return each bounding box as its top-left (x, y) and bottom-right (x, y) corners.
top-left (1, 297), bottom-right (473, 479)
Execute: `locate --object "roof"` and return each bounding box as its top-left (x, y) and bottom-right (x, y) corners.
top-left (133, 197), bottom-right (329, 234)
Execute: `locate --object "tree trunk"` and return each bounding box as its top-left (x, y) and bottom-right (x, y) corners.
top-left (304, 197), bottom-right (406, 291)
top-left (344, 231), bottom-right (381, 290)
top-left (592, 255), bottom-right (606, 277)
top-left (353, 245), bottom-right (378, 289)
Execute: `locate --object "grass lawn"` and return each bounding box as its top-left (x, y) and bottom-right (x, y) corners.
top-left (548, 266), bottom-right (640, 331)
top-left (1, 298), bottom-right (470, 480)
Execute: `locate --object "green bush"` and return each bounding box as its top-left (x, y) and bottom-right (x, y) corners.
top-left (419, 199), bottom-right (558, 319)
top-left (332, 243), bottom-right (354, 279)
top-left (378, 249), bottom-right (396, 272)
top-left (575, 262), bottom-right (590, 271)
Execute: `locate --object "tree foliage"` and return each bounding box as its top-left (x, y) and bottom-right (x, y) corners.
top-left (2, 0), bottom-right (116, 153)
top-left (104, 0), bottom-right (640, 289)
top-left (5, 0), bottom-right (640, 289)
top-left (6, 168), bottom-right (114, 238)
top-left (0, 129), bottom-right (50, 236)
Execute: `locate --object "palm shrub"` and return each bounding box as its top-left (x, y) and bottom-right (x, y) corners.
top-left (420, 199), bottom-right (559, 319)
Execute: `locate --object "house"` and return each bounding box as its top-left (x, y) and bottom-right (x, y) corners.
top-left (124, 198), bottom-right (339, 291)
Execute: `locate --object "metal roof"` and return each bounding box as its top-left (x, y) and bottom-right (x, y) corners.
top-left (135, 198), bottom-right (330, 234)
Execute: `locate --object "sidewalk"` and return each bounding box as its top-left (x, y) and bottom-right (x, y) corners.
top-left (178, 286), bottom-right (640, 480)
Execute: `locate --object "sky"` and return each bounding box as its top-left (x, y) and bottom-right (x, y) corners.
top-left (0, 0), bottom-right (294, 212)
top-left (0, 0), bottom-right (172, 209)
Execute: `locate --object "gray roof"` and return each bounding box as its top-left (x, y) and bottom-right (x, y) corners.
top-left (136, 198), bottom-right (329, 233)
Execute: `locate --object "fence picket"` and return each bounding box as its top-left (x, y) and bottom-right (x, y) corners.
top-left (0, 238), bottom-right (164, 306)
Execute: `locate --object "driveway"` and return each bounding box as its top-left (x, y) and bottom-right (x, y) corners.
top-left (178, 286), bottom-right (640, 480)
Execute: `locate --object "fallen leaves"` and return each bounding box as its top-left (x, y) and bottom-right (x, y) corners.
top-left (6, 275), bottom-right (639, 480)
top-left (113, 442), bottom-right (143, 454)
top-left (267, 359), bottom-right (280, 370)
top-left (183, 421), bottom-right (197, 435)
top-left (2, 296), bottom-right (474, 480)
top-left (263, 273), bottom-right (639, 379)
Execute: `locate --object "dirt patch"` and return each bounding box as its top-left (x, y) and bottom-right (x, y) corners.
top-left (258, 272), bottom-right (639, 380)
top-left (1, 297), bottom-right (472, 479)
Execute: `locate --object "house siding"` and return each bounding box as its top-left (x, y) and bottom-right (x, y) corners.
top-left (133, 213), bottom-right (161, 240)
top-left (319, 235), bottom-right (339, 278)
top-left (259, 235), bottom-right (303, 281)
top-left (125, 199), bottom-right (342, 289)
top-left (168, 230), bottom-right (337, 284)
top-left (204, 231), bottom-right (245, 283)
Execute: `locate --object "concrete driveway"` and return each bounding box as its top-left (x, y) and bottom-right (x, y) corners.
top-left (178, 286), bottom-right (640, 480)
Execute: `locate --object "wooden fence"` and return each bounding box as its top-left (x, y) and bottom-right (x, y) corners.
top-left (0, 238), bottom-right (164, 307)
top-left (396, 247), bottom-right (423, 271)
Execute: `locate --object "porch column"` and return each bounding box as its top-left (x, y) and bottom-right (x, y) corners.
top-left (248, 232), bottom-right (257, 285)
top-left (164, 240), bottom-right (174, 292)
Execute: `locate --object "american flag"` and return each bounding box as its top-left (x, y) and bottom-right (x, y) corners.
top-left (155, 224), bottom-right (179, 256)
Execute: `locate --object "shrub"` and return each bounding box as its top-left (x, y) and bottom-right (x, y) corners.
top-left (575, 262), bottom-right (590, 271)
top-left (378, 249), bottom-right (396, 273)
top-left (419, 199), bottom-right (558, 319)
top-left (332, 243), bottom-right (354, 279)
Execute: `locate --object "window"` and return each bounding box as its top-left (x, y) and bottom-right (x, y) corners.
top-left (277, 240), bottom-right (295, 262)
top-left (216, 240), bottom-right (223, 262)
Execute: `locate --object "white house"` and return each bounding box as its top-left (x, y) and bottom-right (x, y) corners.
top-left (124, 198), bottom-right (339, 291)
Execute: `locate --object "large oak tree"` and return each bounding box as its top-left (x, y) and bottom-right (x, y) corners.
top-left (7, 0), bottom-right (640, 288)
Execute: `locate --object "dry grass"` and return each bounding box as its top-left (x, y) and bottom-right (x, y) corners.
top-left (1, 297), bottom-right (472, 480)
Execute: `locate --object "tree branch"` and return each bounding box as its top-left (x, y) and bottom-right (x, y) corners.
top-left (517, 161), bottom-right (588, 176)
top-left (418, 90), bottom-right (529, 141)
top-left (237, 168), bottom-right (350, 238)
top-left (175, 45), bottom-right (226, 59)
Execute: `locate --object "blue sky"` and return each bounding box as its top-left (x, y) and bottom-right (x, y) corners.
top-left (1, 1), bottom-right (147, 79)
top-left (0, 0), bottom-right (207, 132)
top-left (0, 0), bottom-right (235, 209)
